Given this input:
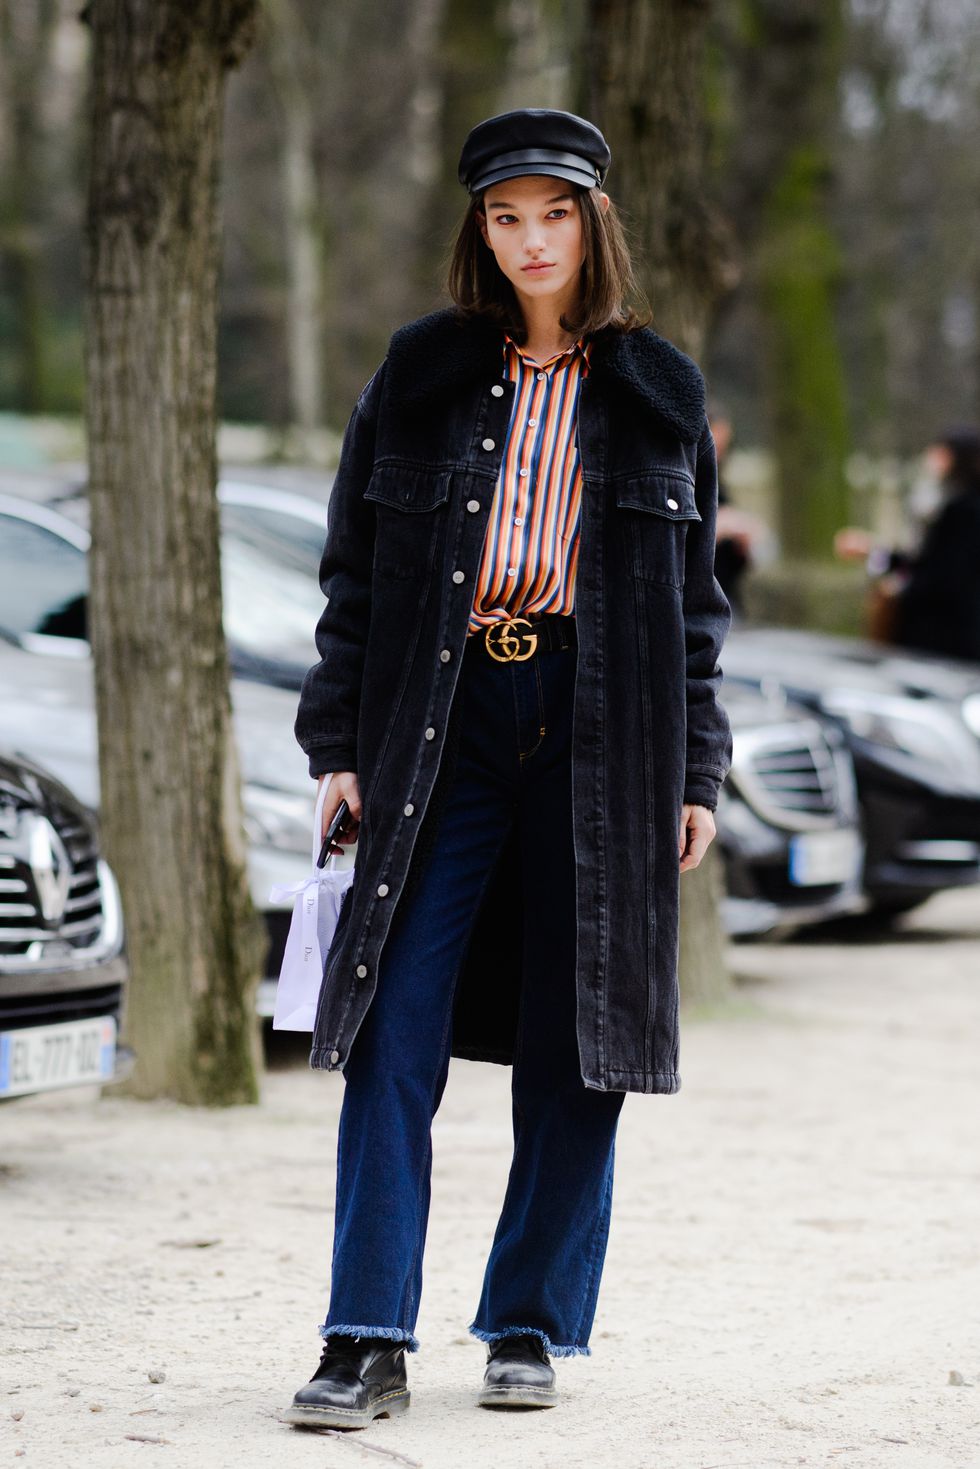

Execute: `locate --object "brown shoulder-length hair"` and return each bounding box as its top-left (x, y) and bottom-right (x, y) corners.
top-left (446, 183), bottom-right (652, 341)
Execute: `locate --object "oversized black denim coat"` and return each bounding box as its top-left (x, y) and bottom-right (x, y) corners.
top-left (294, 307), bottom-right (733, 1094)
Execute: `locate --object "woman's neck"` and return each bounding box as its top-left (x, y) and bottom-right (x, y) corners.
top-left (516, 294), bottom-right (580, 362)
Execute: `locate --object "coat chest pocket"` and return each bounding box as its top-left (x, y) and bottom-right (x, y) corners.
top-left (614, 472), bottom-right (701, 587)
top-left (363, 464), bottom-right (453, 579)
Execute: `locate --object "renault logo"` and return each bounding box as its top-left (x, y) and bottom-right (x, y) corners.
top-left (27, 815), bottom-right (72, 923)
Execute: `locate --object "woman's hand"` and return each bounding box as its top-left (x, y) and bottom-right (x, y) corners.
top-left (318, 771), bottom-right (362, 854)
top-left (678, 803), bottom-right (716, 872)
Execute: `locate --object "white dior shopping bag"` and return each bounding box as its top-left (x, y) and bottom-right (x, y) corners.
top-left (268, 776), bottom-right (355, 1031)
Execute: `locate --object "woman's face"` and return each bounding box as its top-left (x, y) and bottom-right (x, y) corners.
top-left (477, 174), bottom-right (608, 312)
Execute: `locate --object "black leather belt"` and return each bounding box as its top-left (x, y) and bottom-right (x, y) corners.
top-left (466, 613), bottom-right (577, 663)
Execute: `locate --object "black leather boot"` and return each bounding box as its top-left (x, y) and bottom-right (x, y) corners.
top-left (284, 1335), bottom-right (411, 1429)
top-left (478, 1334), bottom-right (558, 1408)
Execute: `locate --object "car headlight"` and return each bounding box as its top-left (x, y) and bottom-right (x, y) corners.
top-left (821, 688), bottom-right (980, 785)
top-left (963, 693), bottom-right (980, 740)
top-left (242, 785), bottom-right (313, 855)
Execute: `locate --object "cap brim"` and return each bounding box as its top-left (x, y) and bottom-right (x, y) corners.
top-left (470, 161), bottom-right (601, 194)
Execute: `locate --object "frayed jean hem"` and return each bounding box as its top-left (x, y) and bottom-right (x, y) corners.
top-left (319, 1323), bottom-right (420, 1353)
top-left (468, 1322), bottom-right (591, 1359)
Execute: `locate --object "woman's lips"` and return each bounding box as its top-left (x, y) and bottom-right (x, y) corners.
top-left (522, 263), bottom-right (554, 272)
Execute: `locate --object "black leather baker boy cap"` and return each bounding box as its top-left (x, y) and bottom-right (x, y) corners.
top-left (458, 108), bottom-right (611, 195)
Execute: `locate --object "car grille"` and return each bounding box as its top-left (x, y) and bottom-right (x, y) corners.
top-left (0, 798), bottom-right (118, 965)
top-left (730, 720), bottom-right (855, 831)
top-left (0, 981), bottom-right (125, 1031)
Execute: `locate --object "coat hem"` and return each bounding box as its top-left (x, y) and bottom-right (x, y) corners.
top-left (582, 1068), bottom-right (681, 1094)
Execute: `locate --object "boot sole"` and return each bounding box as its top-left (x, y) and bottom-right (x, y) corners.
top-left (478, 1383), bottom-right (558, 1409)
top-left (283, 1388), bottom-right (411, 1430)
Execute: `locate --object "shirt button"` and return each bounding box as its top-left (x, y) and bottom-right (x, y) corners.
top-left (536, 372), bottom-right (545, 381)
top-left (440, 649), bottom-right (451, 662)
top-left (467, 499), bottom-right (480, 512)
top-left (507, 568), bottom-right (517, 576)
top-left (666, 497), bottom-right (679, 510)
top-left (329, 1049), bottom-right (340, 1064)
top-left (377, 883), bottom-right (389, 897)
top-left (404, 803), bottom-right (415, 816)
top-left (425, 726), bottom-right (436, 740)
top-left (482, 437), bottom-right (495, 451)
top-left (491, 384), bottom-right (504, 397)
top-left (514, 517), bottom-right (523, 526)
top-left (452, 570), bottom-right (465, 584)
top-left (355, 964), bottom-right (368, 978)
top-left (528, 418), bottom-right (537, 426)
top-left (519, 468), bottom-right (529, 477)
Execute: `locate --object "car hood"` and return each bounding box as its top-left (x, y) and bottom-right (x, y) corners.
top-left (724, 626), bottom-right (980, 706)
top-left (0, 640), bottom-right (310, 810)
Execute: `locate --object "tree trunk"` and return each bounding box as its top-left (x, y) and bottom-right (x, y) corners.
top-left (585, 0), bottom-right (739, 355)
top-left (263, 0), bottom-right (323, 438)
top-left (735, 0), bottom-right (851, 561)
top-left (585, 0), bottom-right (736, 1008)
top-left (82, 0), bottom-right (265, 1105)
top-left (0, 0), bottom-right (59, 411)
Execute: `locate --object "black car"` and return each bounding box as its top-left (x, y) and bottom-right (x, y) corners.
top-left (723, 626), bottom-right (980, 915)
top-left (0, 750), bottom-right (133, 1099)
top-left (718, 683), bottom-right (864, 936)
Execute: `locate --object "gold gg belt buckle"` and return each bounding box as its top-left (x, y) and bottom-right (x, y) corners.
top-left (484, 617), bottom-right (539, 662)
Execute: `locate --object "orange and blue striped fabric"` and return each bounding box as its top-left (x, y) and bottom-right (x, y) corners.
top-left (467, 330), bottom-right (593, 635)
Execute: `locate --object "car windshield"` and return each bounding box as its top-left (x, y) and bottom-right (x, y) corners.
top-left (219, 503), bottom-right (326, 669)
top-left (0, 514), bottom-right (88, 639)
top-left (0, 500), bottom-right (328, 670)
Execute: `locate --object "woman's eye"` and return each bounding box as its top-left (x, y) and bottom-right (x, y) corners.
top-left (548, 209), bottom-right (568, 218)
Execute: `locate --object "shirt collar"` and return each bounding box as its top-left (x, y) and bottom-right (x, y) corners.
top-left (502, 331), bottom-right (593, 372)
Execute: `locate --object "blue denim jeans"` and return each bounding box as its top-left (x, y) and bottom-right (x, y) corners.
top-left (320, 621), bottom-right (626, 1358)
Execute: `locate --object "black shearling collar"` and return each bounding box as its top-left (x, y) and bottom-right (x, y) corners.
top-left (385, 307), bottom-right (706, 445)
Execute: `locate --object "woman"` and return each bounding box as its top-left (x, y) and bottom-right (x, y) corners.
top-left (835, 426), bottom-right (980, 661)
top-left (286, 108), bottom-right (733, 1429)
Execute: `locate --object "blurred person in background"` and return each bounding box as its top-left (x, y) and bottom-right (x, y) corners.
top-left (708, 399), bottom-right (771, 619)
top-left (835, 426), bottom-right (980, 662)
top-left (285, 107), bottom-right (733, 1430)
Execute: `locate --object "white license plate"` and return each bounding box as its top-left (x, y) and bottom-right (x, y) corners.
top-left (0, 1016), bottom-right (117, 1098)
top-left (788, 828), bottom-right (862, 886)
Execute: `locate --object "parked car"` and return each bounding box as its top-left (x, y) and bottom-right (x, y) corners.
top-left (0, 482), bottom-right (326, 690)
top-left (718, 683), bottom-right (864, 936)
top-left (723, 626), bottom-right (980, 916)
top-left (0, 630), bottom-right (321, 1023)
top-left (0, 749), bottom-right (134, 1100)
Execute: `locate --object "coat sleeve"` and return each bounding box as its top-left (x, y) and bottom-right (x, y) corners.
top-left (293, 363), bottom-right (386, 778)
top-left (682, 420), bottom-right (734, 811)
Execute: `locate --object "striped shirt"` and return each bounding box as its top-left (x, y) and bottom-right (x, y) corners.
top-left (466, 330), bottom-right (593, 635)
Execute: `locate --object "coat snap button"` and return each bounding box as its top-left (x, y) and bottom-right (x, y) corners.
top-left (467, 499), bottom-right (480, 512)
top-left (404, 802), bottom-right (415, 816)
top-left (666, 497), bottom-right (679, 510)
top-left (424, 726), bottom-right (436, 740)
top-left (491, 384), bottom-right (504, 397)
top-left (482, 437), bottom-right (495, 451)
top-left (452, 570), bottom-right (465, 583)
top-left (329, 1049), bottom-right (340, 1064)
top-left (440, 649), bottom-right (451, 662)
top-left (355, 964), bottom-right (368, 978)
top-left (377, 883), bottom-right (389, 897)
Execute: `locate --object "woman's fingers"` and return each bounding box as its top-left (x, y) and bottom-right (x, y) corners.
top-left (678, 803), bottom-right (716, 871)
top-left (319, 771), bottom-right (362, 847)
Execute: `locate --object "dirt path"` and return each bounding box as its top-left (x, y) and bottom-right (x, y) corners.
top-left (3, 889), bottom-right (979, 1469)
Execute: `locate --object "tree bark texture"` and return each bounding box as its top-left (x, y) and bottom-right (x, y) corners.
top-left (82, 0), bottom-right (265, 1105)
top-left (735, 0), bottom-right (851, 560)
top-left (584, 0), bottom-right (739, 356)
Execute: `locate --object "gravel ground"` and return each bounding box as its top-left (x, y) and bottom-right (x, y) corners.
top-left (3, 887), bottom-right (979, 1469)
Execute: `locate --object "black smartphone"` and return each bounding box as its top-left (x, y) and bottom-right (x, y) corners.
top-left (317, 798), bottom-right (351, 868)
